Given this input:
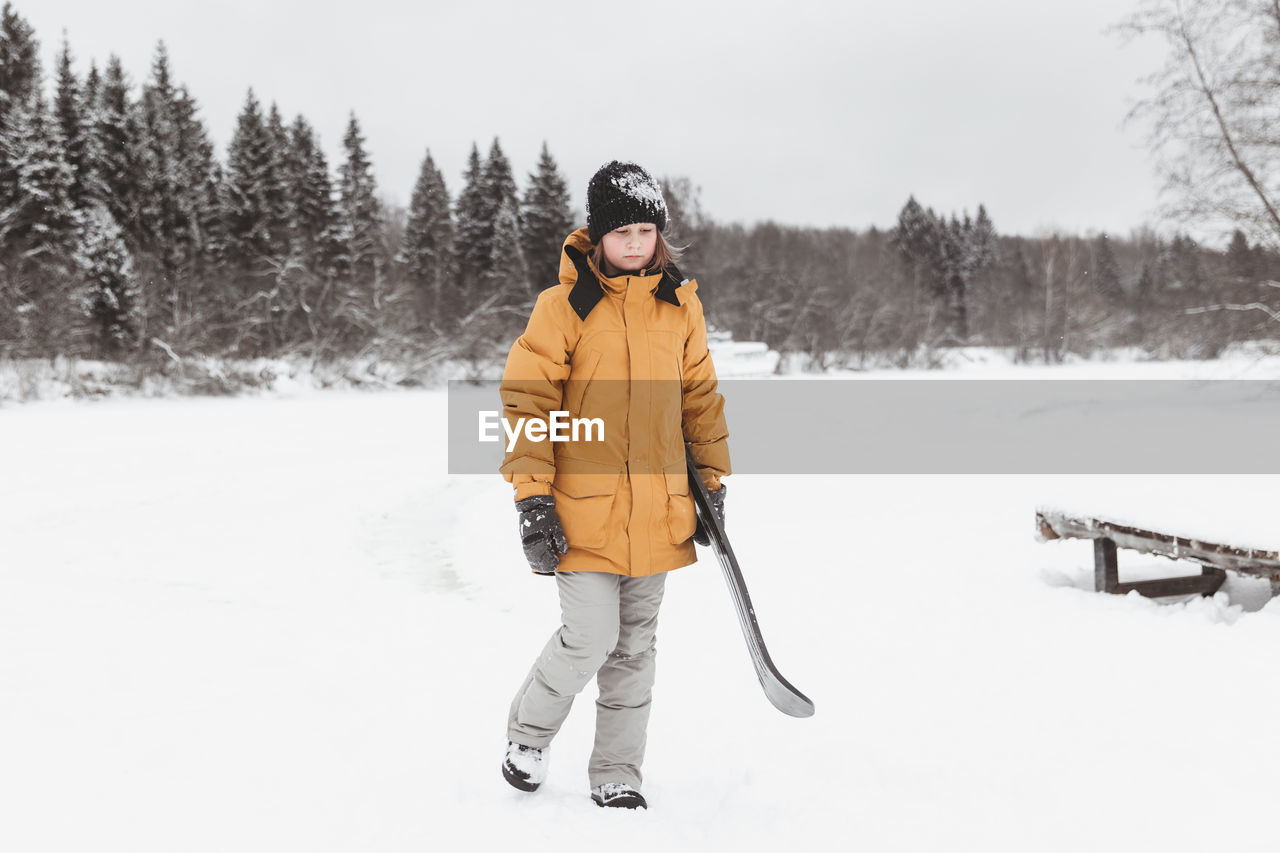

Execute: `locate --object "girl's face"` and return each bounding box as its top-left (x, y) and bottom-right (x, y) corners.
top-left (600, 223), bottom-right (658, 274)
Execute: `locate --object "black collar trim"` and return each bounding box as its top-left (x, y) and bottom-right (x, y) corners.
top-left (656, 265), bottom-right (684, 307)
top-left (564, 245), bottom-right (602, 321)
top-left (563, 245), bottom-right (686, 320)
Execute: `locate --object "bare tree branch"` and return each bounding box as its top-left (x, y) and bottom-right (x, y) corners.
top-left (1185, 301), bottom-right (1280, 322)
top-left (1174, 0), bottom-right (1280, 236)
top-left (1118, 0), bottom-right (1280, 246)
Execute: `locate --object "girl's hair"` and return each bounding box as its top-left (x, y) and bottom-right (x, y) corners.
top-left (591, 229), bottom-right (685, 277)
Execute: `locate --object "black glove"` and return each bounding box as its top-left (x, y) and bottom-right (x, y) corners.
top-left (515, 494), bottom-right (569, 575)
top-left (692, 482), bottom-right (727, 546)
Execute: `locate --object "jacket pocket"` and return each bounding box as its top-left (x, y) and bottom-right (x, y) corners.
top-left (564, 349), bottom-right (602, 417)
top-left (664, 469), bottom-right (697, 545)
top-left (551, 455), bottom-right (621, 550)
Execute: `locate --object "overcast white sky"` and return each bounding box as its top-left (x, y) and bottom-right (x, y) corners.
top-left (25, 0), bottom-right (1170, 239)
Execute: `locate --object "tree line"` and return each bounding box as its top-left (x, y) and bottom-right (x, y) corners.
top-left (678, 191), bottom-right (1280, 367)
top-left (0, 3), bottom-right (573, 368)
top-left (3, 1), bottom-right (1279, 378)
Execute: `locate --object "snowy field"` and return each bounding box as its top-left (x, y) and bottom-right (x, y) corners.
top-left (5, 348), bottom-right (1280, 852)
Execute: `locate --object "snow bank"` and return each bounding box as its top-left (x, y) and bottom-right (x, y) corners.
top-left (5, 384), bottom-right (1280, 852)
top-left (0, 355), bottom-right (498, 404)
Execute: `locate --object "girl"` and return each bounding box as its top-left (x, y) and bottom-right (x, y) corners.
top-left (497, 161), bottom-right (730, 810)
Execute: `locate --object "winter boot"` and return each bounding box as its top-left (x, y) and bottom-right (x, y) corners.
top-left (590, 782), bottom-right (648, 810)
top-left (502, 741), bottom-right (547, 792)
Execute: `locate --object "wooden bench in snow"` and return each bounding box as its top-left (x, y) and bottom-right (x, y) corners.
top-left (1035, 507), bottom-right (1280, 598)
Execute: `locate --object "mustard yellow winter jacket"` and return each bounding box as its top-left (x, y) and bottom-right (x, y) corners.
top-left (499, 227), bottom-right (730, 576)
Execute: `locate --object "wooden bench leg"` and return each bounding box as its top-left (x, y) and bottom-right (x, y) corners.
top-left (1094, 538), bottom-right (1118, 592)
top-left (1093, 536), bottom-right (1227, 598)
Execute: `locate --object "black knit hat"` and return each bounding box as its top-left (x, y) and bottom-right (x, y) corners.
top-left (586, 161), bottom-right (669, 244)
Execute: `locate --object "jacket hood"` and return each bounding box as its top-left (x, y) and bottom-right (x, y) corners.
top-left (557, 227), bottom-right (596, 288)
top-left (556, 226), bottom-right (693, 322)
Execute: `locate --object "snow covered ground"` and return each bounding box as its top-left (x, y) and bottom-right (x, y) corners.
top-left (5, 348), bottom-right (1280, 852)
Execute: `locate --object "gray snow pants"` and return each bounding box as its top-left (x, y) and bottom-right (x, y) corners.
top-left (507, 570), bottom-right (667, 790)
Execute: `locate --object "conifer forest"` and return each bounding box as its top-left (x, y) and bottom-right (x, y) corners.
top-left (3, 0), bottom-right (1280, 391)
